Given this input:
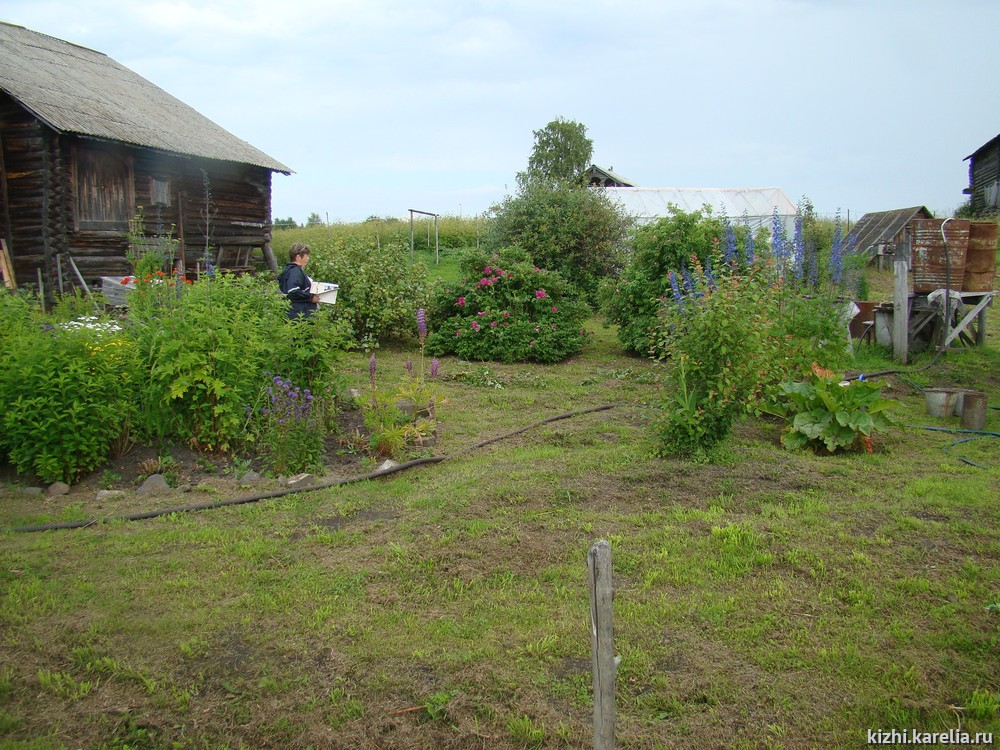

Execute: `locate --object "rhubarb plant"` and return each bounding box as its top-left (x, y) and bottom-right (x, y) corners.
top-left (763, 363), bottom-right (899, 453)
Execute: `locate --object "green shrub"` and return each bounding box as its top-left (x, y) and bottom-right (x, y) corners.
top-left (483, 181), bottom-right (632, 303)
top-left (304, 237), bottom-right (430, 349)
top-left (0, 311), bottom-right (137, 483)
top-left (602, 207), bottom-right (727, 355)
top-left (650, 262), bottom-right (772, 459)
top-left (648, 249), bottom-right (856, 459)
top-left (425, 249), bottom-right (589, 363)
top-left (125, 273), bottom-right (345, 452)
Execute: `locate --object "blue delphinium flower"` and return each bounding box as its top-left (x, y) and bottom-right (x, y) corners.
top-left (792, 213), bottom-right (805, 282)
top-left (829, 209), bottom-right (844, 286)
top-left (723, 218), bottom-right (738, 267)
top-left (668, 271), bottom-right (683, 305)
top-left (771, 207), bottom-right (787, 272)
top-left (704, 258), bottom-right (716, 290)
top-left (680, 264), bottom-right (696, 296)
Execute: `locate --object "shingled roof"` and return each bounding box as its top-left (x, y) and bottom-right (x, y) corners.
top-left (0, 22), bottom-right (291, 174)
top-left (848, 206), bottom-right (932, 258)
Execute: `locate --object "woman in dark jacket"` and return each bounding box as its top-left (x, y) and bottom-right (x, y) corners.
top-left (277, 243), bottom-right (319, 318)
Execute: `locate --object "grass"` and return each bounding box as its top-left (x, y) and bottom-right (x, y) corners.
top-left (0, 268), bottom-right (998, 749)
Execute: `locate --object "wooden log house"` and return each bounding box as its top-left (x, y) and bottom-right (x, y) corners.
top-left (0, 22), bottom-right (292, 294)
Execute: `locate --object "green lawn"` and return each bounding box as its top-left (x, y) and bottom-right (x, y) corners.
top-left (1, 275), bottom-right (998, 749)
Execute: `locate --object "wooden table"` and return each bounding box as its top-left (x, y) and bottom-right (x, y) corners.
top-left (908, 289), bottom-right (995, 351)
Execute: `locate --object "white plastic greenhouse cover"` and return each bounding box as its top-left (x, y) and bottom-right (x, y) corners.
top-left (599, 187), bottom-right (798, 234)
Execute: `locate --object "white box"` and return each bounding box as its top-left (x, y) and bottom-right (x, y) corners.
top-left (310, 281), bottom-right (339, 304)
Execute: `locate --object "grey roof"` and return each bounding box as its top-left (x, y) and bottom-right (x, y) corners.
top-left (0, 22), bottom-right (291, 174)
top-left (848, 206), bottom-right (932, 257)
top-left (584, 164), bottom-right (636, 187)
top-left (964, 132), bottom-right (1000, 161)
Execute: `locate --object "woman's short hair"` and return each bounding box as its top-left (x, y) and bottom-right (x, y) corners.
top-left (289, 243), bottom-right (311, 262)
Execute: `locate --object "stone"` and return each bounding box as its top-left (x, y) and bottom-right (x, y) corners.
top-left (415, 435), bottom-right (437, 448)
top-left (136, 474), bottom-right (171, 495)
top-left (47, 481), bottom-right (71, 497)
top-left (395, 398), bottom-right (416, 418)
top-left (95, 490), bottom-right (127, 502)
top-left (285, 473), bottom-right (317, 489)
top-left (376, 460), bottom-right (399, 473)
top-left (240, 470), bottom-right (263, 485)
top-left (348, 388), bottom-right (363, 400)
top-left (19, 486), bottom-right (44, 497)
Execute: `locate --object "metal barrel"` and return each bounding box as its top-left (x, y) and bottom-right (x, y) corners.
top-left (911, 219), bottom-right (970, 293)
top-left (962, 221), bottom-right (998, 292)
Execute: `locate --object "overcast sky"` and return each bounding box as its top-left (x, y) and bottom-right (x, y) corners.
top-left (4, 0), bottom-right (998, 224)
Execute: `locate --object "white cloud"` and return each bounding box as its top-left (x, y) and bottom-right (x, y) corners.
top-left (3, 0), bottom-right (998, 221)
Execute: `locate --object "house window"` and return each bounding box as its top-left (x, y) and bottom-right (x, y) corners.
top-left (151, 177), bottom-right (171, 207)
top-left (74, 147), bottom-right (133, 231)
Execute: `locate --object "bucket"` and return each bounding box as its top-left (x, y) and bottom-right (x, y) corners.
top-left (960, 391), bottom-right (988, 430)
top-left (963, 222), bottom-right (998, 292)
top-left (924, 388), bottom-right (960, 418)
top-left (874, 306), bottom-right (893, 347)
top-left (849, 300), bottom-right (876, 338)
top-left (911, 219), bottom-right (970, 294)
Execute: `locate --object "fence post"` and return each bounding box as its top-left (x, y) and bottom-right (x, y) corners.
top-left (588, 540), bottom-right (615, 749)
top-left (893, 260), bottom-right (909, 363)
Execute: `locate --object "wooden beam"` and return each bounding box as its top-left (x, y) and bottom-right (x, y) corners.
top-left (893, 260), bottom-right (909, 363)
top-left (942, 292), bottom-right (995, 348)
top-left (0, 239), bottom-right (15, 290)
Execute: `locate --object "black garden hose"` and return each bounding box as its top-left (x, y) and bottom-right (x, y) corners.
top-left (5, 404), bottom-right (619, 534)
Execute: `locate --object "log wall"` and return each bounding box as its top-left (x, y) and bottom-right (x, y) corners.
top-left (0, 94), bottom-right (276, 293)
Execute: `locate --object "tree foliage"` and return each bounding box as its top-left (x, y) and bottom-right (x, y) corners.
top-left (517, 117), bottom-right (593, 188)
top-left (483, 181), bottom-right (632, 303)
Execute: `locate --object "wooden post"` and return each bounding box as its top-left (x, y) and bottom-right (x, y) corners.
top-left (588, 540), bottom-right (615, 750)
top-left (893, 260), bottom-right (909, 364)
top-left (36, 267), bottom-right (45, 314)
top-left (976, 302), bottom-right (989, 347)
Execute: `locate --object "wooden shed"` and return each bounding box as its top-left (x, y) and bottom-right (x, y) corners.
top-left (584, 164), bottom-right (637, 188)
top-left (0, 22), bottom-right (292, 292)
top-left (963, 132), bottom-right (1000, 215)
top-left (848, 206), bottom-right (933, 268)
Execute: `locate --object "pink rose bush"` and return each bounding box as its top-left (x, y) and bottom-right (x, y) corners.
top-left (426, 250), bottom-right (588, 363)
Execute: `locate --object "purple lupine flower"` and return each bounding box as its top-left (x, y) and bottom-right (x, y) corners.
top-left (430, 358), bottom-right (440, 379)
top-left (405, 358), bottom-right (413, 376)
top-left (416, 308), bottom-right (427, 343)
top-left (369, 353), bottom-right (377, 389)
